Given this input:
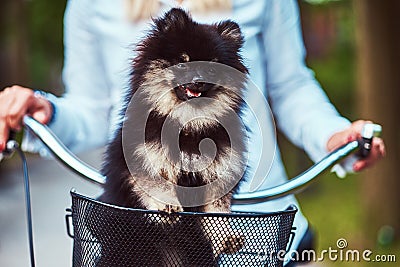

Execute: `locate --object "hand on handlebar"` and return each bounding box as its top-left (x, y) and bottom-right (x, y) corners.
top-left (326, 120), bottom-right (385, 172)
top-left (0, 85), bottom-right (53, 152)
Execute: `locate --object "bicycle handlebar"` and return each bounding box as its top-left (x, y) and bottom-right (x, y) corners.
top-left (3, 116), bottom-right (381, 204)
top-left (231, 141), bottom-right (359, 204)
top-left (23, 116), bottom-right (106, 185)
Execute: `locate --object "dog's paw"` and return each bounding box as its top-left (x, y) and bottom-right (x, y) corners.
top-left (159, 205), bottom-right (183, 225)
top-left (146, 198), bottom-right (183, 213)
top-left (144, 199), bottom-right (183, 225)
top-left (221, 234), bottom-right (245, 254)
top-left (161, 204), bottom-right (184, 214)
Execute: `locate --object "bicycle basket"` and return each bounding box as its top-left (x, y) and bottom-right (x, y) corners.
top-left (67, 191), bottom-right (297, 267)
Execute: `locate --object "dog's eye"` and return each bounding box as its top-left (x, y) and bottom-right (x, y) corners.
top-left (176, 63), bottom-right (187, 69)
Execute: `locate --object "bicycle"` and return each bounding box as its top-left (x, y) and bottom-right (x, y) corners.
top-left (0, 116), bottom-right (381, 267)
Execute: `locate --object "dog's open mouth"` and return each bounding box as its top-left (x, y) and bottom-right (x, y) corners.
top-left (185, 87), bottom-right (202, 98)
top-left (175, 83), bottom-right (205, 101)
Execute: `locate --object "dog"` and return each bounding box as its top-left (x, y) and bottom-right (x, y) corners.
top-left (97, 8), bottom-right (249, 266)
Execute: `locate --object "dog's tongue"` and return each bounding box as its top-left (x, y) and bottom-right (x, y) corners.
top-left (185, 88), bottom-right (202, 98)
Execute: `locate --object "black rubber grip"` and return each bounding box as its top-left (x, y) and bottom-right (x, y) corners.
top-left (357, 137), bottom-right (372, 158)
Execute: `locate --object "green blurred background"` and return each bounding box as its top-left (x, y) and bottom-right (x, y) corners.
top-left (0, 0), bottom-right (399, 266)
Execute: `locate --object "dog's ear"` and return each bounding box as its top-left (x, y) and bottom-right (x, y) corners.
top-left (216, 20), bottom-right (243, 46)
top-left (154, 8), bottom-right (192, 32)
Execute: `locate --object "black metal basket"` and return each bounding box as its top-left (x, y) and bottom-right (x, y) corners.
top-left (66, 191), bottom-right (297, 267)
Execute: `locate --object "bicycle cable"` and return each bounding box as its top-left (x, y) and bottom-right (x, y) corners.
top-left (7, 140), bottom-right (36, 267)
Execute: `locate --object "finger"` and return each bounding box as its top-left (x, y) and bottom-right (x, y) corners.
top-left (28, 95), bottom-right (53, 124)
top-left (7, 105), bottom-right (27, 131)
top-left (0, 120), bottom-right (8, 152)
top-left (0, 88), bottom-right (17, 114)
top-left (349, 120), bottom-right (373, 139)
top-left (31, 111), bottom-right (49, 124)
top-left (1, 86), bottom-right (35, 131)
top-left (353, 160), bottom-right (367, 172)
top-left (0, 90), bottom-right (15, 151)
top-left (372, 137), bottom-right (386, 159)
top-left (352, 120), bottom-right (372, 132)
top-left (6, 92), bottom-right (32, 130)
top-left (367, 137), bottom-right (385, 160)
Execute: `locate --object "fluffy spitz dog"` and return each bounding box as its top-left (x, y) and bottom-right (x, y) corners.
top-left (98, 8), bottom-right (248, 266)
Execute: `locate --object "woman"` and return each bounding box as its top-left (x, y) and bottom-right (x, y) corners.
top-left (0, 0), bottom-right (385, 265)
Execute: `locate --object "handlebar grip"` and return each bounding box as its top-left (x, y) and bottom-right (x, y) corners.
top-left (357, 137), bottom-right (372, 158)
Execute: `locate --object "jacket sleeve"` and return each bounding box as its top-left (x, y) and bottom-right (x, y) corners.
top-left (262, 0), bottom-right (350, 161)
top-left (22, 0), bottom-right (112, 154)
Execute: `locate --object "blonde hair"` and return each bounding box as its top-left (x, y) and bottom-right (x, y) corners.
top-left (126, 0), bottom-right (232, 21)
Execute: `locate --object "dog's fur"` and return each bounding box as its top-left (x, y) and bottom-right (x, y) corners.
top-left (97, 8), bottom-right (248, 266)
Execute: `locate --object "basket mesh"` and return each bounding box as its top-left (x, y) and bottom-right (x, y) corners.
top-left (68, 191), bottom-right (296, 267)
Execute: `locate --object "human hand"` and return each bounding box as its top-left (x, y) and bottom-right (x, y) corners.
top-left (326, 120), bottom-right (385, 172)
top-left (0, 85), bottom-right (53, 152)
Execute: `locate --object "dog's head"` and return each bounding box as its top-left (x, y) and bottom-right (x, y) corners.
top-left (130, 8), bottom-right (248, 130)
